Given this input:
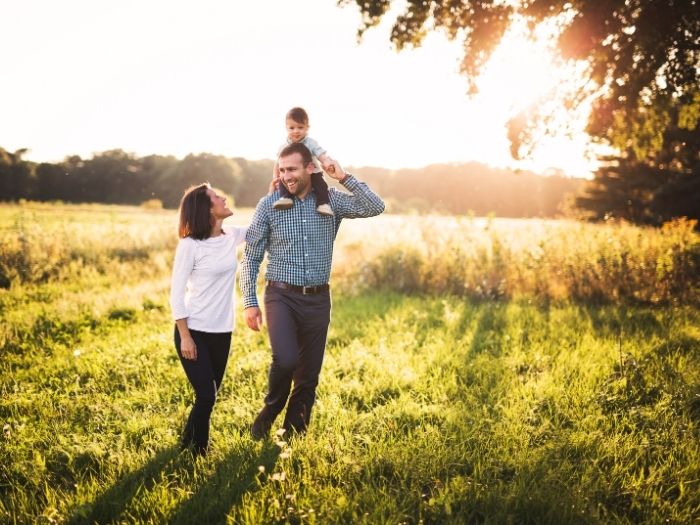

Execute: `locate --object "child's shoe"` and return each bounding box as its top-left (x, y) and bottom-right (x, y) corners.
top-left (273, 197), bottom-right (293, 210)
top-left (317, 203), bottom-right (334, 216)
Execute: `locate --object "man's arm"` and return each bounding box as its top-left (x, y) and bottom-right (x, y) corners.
top-left (326, 159), bottom-right (385, 218)
top-left (239, 199), bottom-right (270, 312)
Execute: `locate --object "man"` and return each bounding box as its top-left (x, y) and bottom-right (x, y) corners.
top-left (240, 142), bottom-right (385, 439)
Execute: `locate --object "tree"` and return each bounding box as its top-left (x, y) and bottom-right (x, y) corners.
top-left (576, 120), bottom-right (700, 224)
top-left (340, 0), bottom-right (699, 223)
top-left (152, 153), bottom-right (243, 208)
top-left (0, 148), bottom-right (34, 200)
top-left (35, 162), bottom-right (70, 201)
top-left (232, 157), bottom-right (275, 207)
top-left (79, 150), bottom-right (149, 204)
top-left (341, 0), bottom-right (699, 164)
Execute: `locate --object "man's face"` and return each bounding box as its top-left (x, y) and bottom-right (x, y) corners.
top-left (278, 153), bottom-right (312, 196)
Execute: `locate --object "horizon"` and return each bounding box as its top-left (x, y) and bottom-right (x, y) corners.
top-left (5, 146), bottom-right (589, 179)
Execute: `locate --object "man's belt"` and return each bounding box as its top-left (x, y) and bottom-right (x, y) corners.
top-left (267, 281), bottom-right (329, 295)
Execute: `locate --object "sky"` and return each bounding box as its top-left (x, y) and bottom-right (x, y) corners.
top-left (1, 0), bottom-right (599, 177)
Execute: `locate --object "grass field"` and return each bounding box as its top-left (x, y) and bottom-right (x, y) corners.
top-left (1, 202), bottom-right (699, 524)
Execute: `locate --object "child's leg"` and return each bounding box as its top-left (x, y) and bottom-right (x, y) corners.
top-left (311, 172), bottom-right (329, 206)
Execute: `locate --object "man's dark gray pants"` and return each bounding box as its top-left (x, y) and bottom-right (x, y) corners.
top-left (262, 285), bottom-right (331, 433)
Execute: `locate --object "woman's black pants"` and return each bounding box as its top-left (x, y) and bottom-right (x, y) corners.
top-left (174, 327), bottom-right (231, 454)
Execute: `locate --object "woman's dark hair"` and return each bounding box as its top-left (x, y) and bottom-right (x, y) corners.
top-left (178, 183), bottom-right (213, 239)
top-left (286, 106), bottom-right (309, 125)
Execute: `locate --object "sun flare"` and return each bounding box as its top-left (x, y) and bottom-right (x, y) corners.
top-left (466, 19), bottom-right (598, 175)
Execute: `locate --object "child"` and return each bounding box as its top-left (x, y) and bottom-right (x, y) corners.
top-left (272, 107), bottom-right (334, 216)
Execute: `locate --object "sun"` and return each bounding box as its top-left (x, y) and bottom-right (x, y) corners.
top-left (477, 24), bottom-right (561, 117)
top-left (468, 19), bottom-right (598, 176)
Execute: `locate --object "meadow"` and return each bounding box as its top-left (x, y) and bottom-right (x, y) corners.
top-left (1, 202), bottom-right (699, 524)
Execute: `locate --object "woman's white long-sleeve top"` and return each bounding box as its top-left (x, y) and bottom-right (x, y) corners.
top-left (170, 226), bottom-right (248, 333)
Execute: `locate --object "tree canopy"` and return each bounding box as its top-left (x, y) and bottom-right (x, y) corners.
top-left (341, 0), bottom-right (700, 164)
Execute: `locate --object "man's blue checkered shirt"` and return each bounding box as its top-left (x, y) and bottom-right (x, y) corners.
top-left (240, 175), bottom-right (385, 308)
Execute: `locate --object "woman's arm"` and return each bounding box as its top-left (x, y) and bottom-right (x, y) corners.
top-left (176, 318), bottom-right (197, 360)
top-left (170, 239), bottom-right (198, 360)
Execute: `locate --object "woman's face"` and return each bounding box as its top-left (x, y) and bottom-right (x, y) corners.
top-left (206, 188), bottom-right (233, 220)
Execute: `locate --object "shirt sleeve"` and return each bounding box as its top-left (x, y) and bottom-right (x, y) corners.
top-left (230, 225), bottom-right (249, 246)
top-left (170, 238), bottom-right (195, 321)
top-left (329, 175), bottom-right (386, 219)
top-left (239, 201), bottom-right (270, 309)
top-left (301, 136), bottom-right (327, 159)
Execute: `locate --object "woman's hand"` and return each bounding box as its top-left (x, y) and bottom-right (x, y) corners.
top-left (180, 335), bottom-right (197, 361)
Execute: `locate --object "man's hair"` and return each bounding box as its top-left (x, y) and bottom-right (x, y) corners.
top-left (286, 106), bottom-right (309, 125)
top-left (178, 183), bottom-right (213, 239)
top-left (279, 142), bottom-right (313, 166)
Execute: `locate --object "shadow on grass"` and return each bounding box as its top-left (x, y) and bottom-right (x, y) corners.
top-left (167, 441), bottom-right (281, 525)
top-left (468, 303), bottom-right (508, 357)
top-left (67, 445), bottom-right (187, 525)
top-left (581, 304), bottom-right (665, 339)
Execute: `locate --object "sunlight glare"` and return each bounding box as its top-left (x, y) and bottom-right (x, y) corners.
top-left (467, 18), bottom-right (599, 176)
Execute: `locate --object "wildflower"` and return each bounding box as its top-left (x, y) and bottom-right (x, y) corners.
top-left (257, 465), bottom-right (265, 474)
top-left (73, 349), bottom-right (81, 357)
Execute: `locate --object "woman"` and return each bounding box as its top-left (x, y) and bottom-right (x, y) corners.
top-left (169, 183), bottom-right (247, 456)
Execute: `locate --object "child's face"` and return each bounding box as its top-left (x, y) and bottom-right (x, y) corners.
top-left (286, 119), bottom-right (309, 143)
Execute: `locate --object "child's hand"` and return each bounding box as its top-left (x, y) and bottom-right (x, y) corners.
top-left (321, 157), bottom-right (335, 175)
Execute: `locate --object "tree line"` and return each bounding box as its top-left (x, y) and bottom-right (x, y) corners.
top-left (0, 148), bottom-right (272, 210)
top-left (0, 147), bottom-right (584, 217)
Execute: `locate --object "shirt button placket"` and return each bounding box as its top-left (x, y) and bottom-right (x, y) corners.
top-left (301, 199), bottom-right (309, 284)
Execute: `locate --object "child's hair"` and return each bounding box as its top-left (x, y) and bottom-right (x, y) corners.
top-left (286, 107), bottom-right (309, 125)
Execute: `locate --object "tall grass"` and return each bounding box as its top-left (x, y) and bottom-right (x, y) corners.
top-left (2, 203), bottom-right (698, 305)
top-left (0, 203), bottom-right (179, 287)
top-left (335, 215), bottom-right (700, 304)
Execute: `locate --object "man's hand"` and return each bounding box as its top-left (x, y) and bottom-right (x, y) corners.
top-left (244, 306), bottom-right (264, 331)
top-left (180, 335), bottom-right (197, 361)
top-left (326, 159), bottom-right (346, 180)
